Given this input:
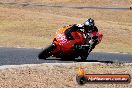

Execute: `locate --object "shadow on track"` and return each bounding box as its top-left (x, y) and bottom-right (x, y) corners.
top-left (77, 60), bottom-right (114, 64)
top-left (43, 58), bottom-right (114, 64)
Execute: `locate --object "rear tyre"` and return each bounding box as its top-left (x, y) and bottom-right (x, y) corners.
top-left (38, 43), bottom-right (56, 59)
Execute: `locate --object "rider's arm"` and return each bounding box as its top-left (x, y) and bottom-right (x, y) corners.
top-left (93, 26), bottom-right (98, 32)
top-left (65, 24), bottom-right (83, 39)
top-left (65, 24), bottom-right (82, 33)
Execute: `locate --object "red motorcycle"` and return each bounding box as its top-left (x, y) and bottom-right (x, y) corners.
top-left (38, 25), bottom-right (102, 61)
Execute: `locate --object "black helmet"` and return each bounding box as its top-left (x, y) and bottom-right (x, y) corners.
top-left (83, 18), bottom-right (95, 32)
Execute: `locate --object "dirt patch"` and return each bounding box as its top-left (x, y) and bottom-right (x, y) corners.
top-left (0, 63), bottom-right (132, 88)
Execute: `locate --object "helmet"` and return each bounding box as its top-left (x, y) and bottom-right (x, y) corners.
top-left (83, 18), bottom-right (95, 32)
top-left (84, 18), bottom-right (95, 26)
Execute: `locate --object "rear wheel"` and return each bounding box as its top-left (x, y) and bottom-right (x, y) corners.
top-left (38, 43), bottom-right (56, 59)
top-left (80, 49), bottom-right (89, 61)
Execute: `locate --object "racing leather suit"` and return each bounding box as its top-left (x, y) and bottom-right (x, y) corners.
top-left (64, 24), bottom-right (99, 53)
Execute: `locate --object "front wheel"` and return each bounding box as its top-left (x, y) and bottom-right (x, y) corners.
top-left (80, 55), bottom-right (88, 61)
top-left (38, 49), bottom-right (51, 59)
top-left (38, 43), bottom-right (56, 59)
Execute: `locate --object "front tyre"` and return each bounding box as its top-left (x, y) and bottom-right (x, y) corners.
top-left (38, 43), bottom-right (56, 59)
top-left (38, 50), bottom-right (50, 59)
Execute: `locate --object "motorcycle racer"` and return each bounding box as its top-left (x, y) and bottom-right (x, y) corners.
top-left (38, 18), bottom-right (103, 60)
top-left (65, 18), bottom-right (102, 53)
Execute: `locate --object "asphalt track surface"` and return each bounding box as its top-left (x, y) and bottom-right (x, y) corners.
top-left (0, 2), bottom-right (131, 10)
top-left (0, 47), bottom-right (132, 66)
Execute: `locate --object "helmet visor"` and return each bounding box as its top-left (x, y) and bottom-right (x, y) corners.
top-left (84, 21), bottom-right (94, 26)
